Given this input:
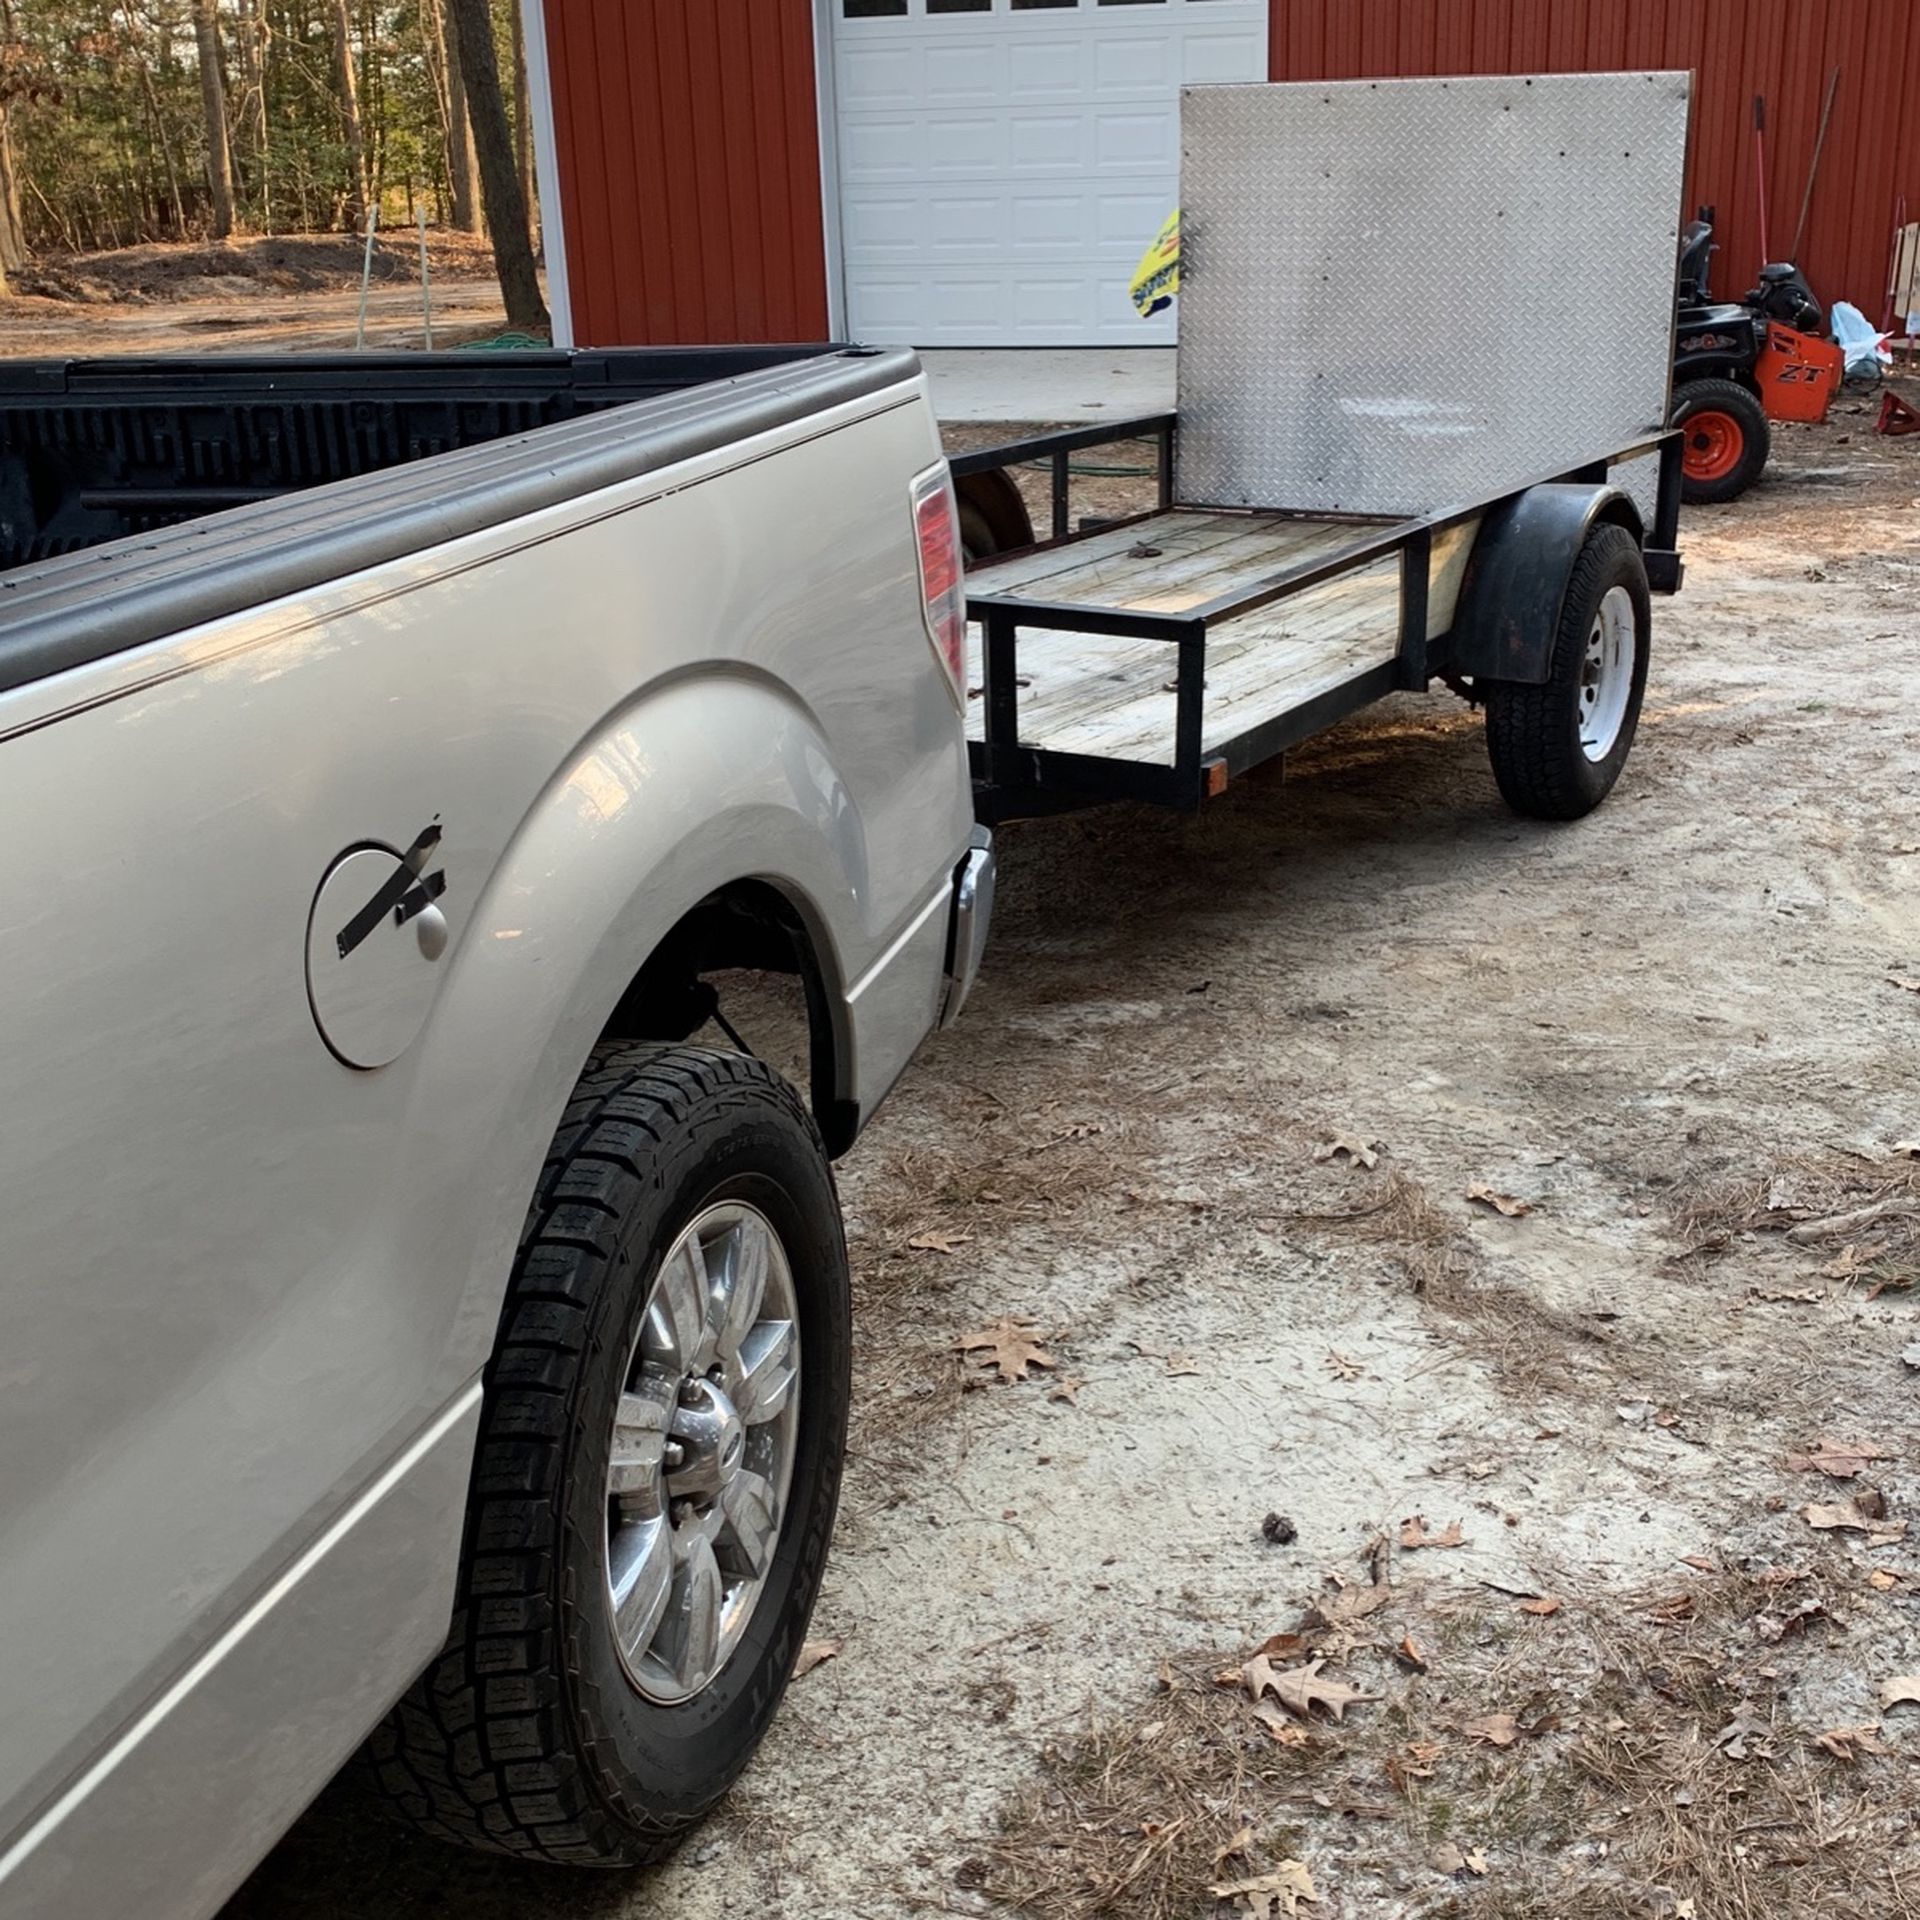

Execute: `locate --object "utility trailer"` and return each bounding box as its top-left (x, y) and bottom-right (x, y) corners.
top-left (952, 72), bottom-right (1693, 827)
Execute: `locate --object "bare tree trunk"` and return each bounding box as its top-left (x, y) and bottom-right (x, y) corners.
top-left (439, 0), bottom-right (479, 234)
top-left (135, 60), bottom-right (187, 239)
top-left (191, 0), bottom-right (237, 238)
top-left (0, 103), bottom-right (26, 288)
top-left (447, 0), bottom-right (547, 333)
top-left (328, 0), bottom-right (367, 229)
top-left (512, 2), bottom-right (535, 245)
top-left (234, 0), bottom-right (273, 231)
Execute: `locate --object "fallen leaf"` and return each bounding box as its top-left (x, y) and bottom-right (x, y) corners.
top-left (1887, 975), bottom-right (1920, 996)
top-left (1384, 1739), bottom-right (1442, 1792)
top-left (1251, 1701), bottom-right (1311, 1746)
top-left (1786, 1437), bottom-right (1896, 1480)
top-left (1213, 1825), bottom-right (1255, 1869)
top-left (1816, 1723), bottom-right (1891, 1759)
top-left (1325, 1348), bottom-right (1363, 1381)
top-left (1675, 1902), bottom-right (1697, 1919)
top-left (1247, 1655), bottom-right (1381, 1722)
top-left (1713, 1712), bottom-right (1767, 1760)
top-left (1647, 1593), bottom-right (1696, 1624)
top-left (794, 1637), bottom-right (843, 1677)
top-left (909, 1229), bottom-right (972, 1255)
top-left (1463, 1849), bottom-right (1490, 1875)
top-left (1870, 1568), bottom-right (1904, 1591)
top-left (1315, 1580), bottom-right (1392, 1627)
top-left (1165, 1349), bottom-right (1202, 1378)
top-left (1518, 1596), bottom-right (1563, 1617)
top-left (1825, 1240), bottom-right (1889, 1280)
top-left (1804, 1495), bottom-right (1908, 1547)
top-left (1755, 1564), bottom-right (1812, 1587)
top-left (1255, 1630), bottom-right (1310, 1660)
top-left (1881, 1675), bottom-right (1920, 1711)
top-left (1392, 1631), bottom-right (1427, 1670)
top-left (1047, 1374), bottom-right (1083, 1406)
top-left (1400, 1515), bottom-right (1467, 1551)
top-left (1313, 1130), bottom-right (1379, 1171)
top-left (955, 1316), bottom-right (1055, 1384)
top-left (1466, 1184), bottom-right (1532, 1217)
top-left (1680, 1554), bottom-right (1718, 1573)
top-left (1464, 1711), bottom-right (1520, 1747)
top-left (1755, 1598), bottom-right (1826, 1642)
top-left (1209, 1862), bottom-right (1318, 1919)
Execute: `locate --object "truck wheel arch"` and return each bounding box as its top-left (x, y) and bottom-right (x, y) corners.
top-left (1443, 483), bottom-right (1645, 687)
top-left (598, 876), bottom-right (860, 1157)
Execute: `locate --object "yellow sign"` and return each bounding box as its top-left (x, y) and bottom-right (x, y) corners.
top-left (1129, 208), bottom-right (1180, 318)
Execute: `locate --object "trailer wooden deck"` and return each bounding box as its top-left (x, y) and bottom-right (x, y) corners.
top-left (963, 508), bottom-right (1476, 769)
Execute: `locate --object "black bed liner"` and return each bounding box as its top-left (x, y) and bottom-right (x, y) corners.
top-left (0, 345), bottom-right (912, 699)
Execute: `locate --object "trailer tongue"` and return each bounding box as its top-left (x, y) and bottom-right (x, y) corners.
top-left (958, 71), bottom-right (1693, 828)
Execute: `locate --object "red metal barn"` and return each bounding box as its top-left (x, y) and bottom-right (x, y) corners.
top-left (525, 0), bottom-right (1920, 347)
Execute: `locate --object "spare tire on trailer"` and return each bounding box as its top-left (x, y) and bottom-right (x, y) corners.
top-left (1670, 378), bottom-right (1770, 505)
top-left (1480, 522), bottom-right (1652, 822)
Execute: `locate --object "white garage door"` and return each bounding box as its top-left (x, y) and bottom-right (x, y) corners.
top-left (829, 0), bottom-right (1267, 346)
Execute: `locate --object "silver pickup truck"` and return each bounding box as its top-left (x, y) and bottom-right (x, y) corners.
top-left (0, 346), bottom-right (992, 1916)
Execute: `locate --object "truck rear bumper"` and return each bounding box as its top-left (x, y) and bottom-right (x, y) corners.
top-left (939, 826), bottom-right (995, 1028)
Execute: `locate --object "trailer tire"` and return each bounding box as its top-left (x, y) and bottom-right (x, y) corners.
top-left (363, 1043), bottom-right (850, 1866)
top-left (1671, 378), bottom-right (1769, 504)
top-left (1481, 523), bottom-right (1650, 822)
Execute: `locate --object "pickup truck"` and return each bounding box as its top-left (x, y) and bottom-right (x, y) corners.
top-left (0, 346), bottom-right (993, 1916)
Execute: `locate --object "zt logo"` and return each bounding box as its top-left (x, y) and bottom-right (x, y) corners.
top-left (335, 820), bottom-right (447, 959)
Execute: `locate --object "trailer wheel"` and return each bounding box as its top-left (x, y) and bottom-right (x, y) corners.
top-left (1481, 523), bottom-right (1650, 822)
top-left (364, 1043), bottom-right (850, 1865)
top-left (1671, 378), bottom-right (1769, 504)
top-left (954, 467), bottom-right (1035, 563)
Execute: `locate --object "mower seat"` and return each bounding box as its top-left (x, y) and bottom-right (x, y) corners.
top-left (1678, 302), bottom-right (1752, 333)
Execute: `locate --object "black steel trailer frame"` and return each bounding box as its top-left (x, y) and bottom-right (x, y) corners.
top-left (951, 417), bottom-right (1684, 824)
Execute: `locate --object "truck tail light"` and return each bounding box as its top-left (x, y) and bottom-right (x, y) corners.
top-left (912, 467), bottom-right (966, 705)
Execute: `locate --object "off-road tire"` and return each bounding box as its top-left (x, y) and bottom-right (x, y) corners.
top-left (1481, 523), bottom-right (1651, 822)
top-left (362, 1044), bottom-right (850, 1865)
top-left (1671, 377), bottom-right (1770, 505)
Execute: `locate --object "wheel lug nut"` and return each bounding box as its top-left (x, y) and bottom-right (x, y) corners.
top-left (678, 1377), bottom-right (703, 1407)
top-left (670, 1498), bottom-right (693, 1526)
top-left (663, 1440), bottom-right (685, 1472)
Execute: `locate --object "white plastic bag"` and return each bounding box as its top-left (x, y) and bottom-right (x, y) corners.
top-left (1830, 300), bottom-right (1892, 375)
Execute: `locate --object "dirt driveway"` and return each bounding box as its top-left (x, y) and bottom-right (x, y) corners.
top-left (227, 394), bottom-right (1920, 1920)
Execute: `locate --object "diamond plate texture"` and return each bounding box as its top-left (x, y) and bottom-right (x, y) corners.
top-left (1175, 73), bottom-right (1690, 515)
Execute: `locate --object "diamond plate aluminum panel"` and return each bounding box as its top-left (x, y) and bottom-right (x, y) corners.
top-left (1175, 73), bottom-right (1691, 515)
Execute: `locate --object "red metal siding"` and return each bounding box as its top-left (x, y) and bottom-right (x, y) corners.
top-left (541, 0), bottom-right (831, 346)
top-left (1269, 0), bottom-right (1919, 320)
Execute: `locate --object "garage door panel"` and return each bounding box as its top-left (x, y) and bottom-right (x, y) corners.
top-left (1095, 34), bottom-right (1175, 89)
top-left (833, 0), bottom-right (1267, 344)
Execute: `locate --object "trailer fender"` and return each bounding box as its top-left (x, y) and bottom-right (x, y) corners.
top-left (1445, 483), bottom-right (1645, 686)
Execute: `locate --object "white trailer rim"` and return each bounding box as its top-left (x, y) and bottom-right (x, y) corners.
top-left (1579, 584), bottom-right (1637, 763)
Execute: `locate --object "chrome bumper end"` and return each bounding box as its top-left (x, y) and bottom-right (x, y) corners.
top-left (939, 826), bottom-right (995, 1028)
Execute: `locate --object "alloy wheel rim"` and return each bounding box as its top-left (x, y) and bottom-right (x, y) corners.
top-left (1577, 584), bottom-right (1636, 764)
top-left (604, 1200), bottom-right (800, 1705)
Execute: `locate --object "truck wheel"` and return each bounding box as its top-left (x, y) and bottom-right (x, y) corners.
top-left (1481, 523), bottom-right (1650, 822)
top-left (1671, 378), bottom-right (1769, 504)
top-left (365, 1044), bottom-right (850, 1865)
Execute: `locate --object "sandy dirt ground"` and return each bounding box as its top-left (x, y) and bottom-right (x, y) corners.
top-left (0, 234), bottom-right (514, 356)
top-left (219, 390), bottom-right (1920, 1920)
